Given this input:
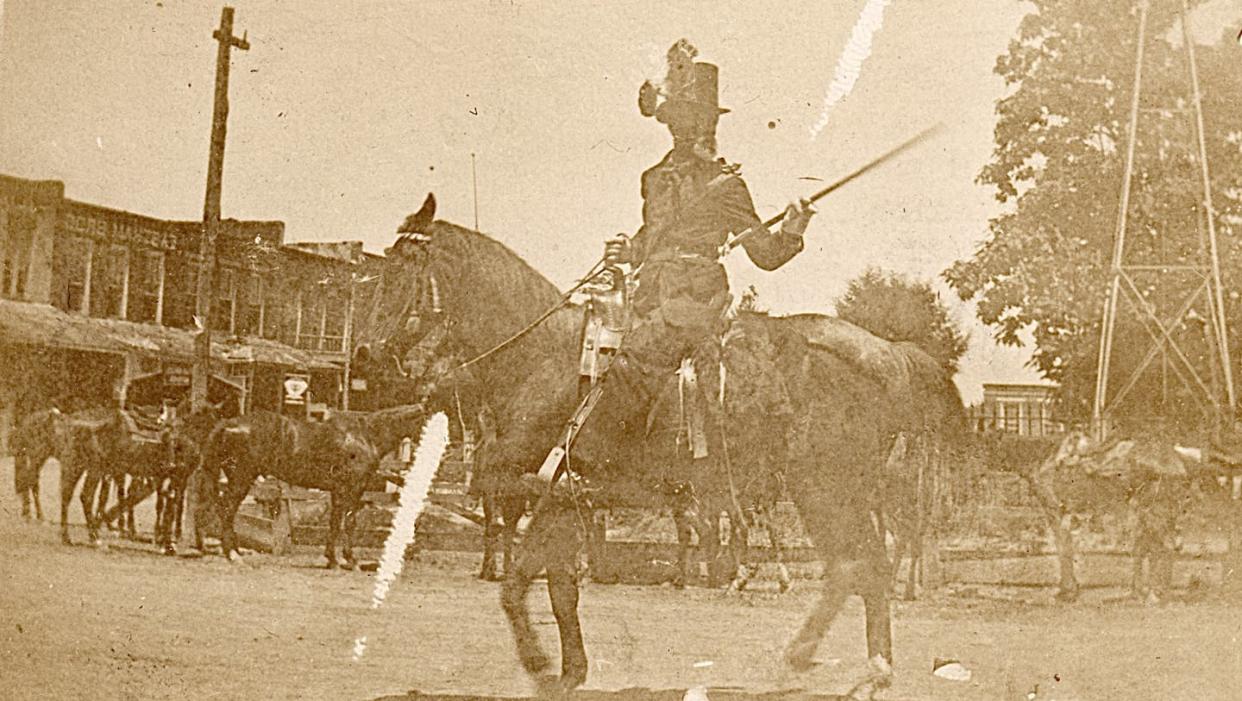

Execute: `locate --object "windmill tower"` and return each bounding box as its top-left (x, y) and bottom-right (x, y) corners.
top-left (1092, 0), bottom-right (1236, 439)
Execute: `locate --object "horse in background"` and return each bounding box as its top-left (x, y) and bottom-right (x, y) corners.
top-left (202, 403), bottom-right (431, 568)
top-left (11, 407), bottom-right (64, 520)
top-left (56, 405), bottom-right (201, 551)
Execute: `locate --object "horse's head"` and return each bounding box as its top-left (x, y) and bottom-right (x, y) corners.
top-left (356, 193), bottom-right (452, 385)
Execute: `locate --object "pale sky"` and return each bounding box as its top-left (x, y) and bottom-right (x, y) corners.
top-left (3, 1), bottom-right (1238, 403)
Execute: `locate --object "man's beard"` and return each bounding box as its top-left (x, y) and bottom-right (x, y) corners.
top-left (691, 135), bottom-right (717, 161)
top-left (673, 133), bottom-right (717, 161)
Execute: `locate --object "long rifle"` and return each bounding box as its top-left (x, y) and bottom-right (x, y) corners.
top-left (719, 124), bottom-right (942, 256)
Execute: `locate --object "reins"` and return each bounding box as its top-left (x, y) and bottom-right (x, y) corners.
top-left (437, 255), bottom-right (610, 378)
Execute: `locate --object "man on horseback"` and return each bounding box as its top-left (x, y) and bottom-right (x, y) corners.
top-left (602, 39), bottom-right (813, 379)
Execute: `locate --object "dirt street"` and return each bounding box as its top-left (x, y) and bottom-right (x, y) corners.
top-left (1, 458), bottom-right (1240, 700)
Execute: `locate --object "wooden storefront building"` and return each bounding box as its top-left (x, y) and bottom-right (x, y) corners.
top-left (0, 173), bottom-right (368, 448)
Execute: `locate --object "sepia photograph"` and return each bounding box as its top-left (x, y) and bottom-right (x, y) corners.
top-left (1, 1), bottom-right (1241, 699)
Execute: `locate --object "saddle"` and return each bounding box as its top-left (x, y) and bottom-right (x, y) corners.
top-left (120, 408), bottom-right (170, 445)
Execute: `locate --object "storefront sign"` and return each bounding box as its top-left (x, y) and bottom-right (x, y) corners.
top-left (164, 365), bottom-right (191, 387)
top-left (62, 206), bottom-right (188, 251)
top-left (223, 344), bottom-right (254, 362)
top-left (283, 373), bottom-right (310, 406)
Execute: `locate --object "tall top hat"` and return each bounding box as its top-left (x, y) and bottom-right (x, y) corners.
top-left (639, 39), bottom-right (730, 123)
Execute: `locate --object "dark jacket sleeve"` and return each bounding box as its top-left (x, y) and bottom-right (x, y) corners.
top-left (625, 165), bottom-right (658, 265)
top-left (719, 176), bottom-right (804, 271)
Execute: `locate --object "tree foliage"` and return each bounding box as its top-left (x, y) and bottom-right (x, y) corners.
top-left (943, 0), bottom-right (1242, 425)
top-left (836, 267), bottom-right (968, 374)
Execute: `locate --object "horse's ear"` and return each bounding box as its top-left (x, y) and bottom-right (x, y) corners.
top-left (397, 192), bottom-right (437, 236)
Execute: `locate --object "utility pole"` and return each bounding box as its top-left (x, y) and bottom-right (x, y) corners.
top-left (191, 6), bottom-right (249, 412)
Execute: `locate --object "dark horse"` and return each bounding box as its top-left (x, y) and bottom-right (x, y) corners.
top-left (11, 407), bottom-right (64, 520)
top-left (56, 406), bottom-right (205, 552)
top-left (356, 216), bottom-right (965, 693)
top-left (201, 404), bottom-right (430, 568)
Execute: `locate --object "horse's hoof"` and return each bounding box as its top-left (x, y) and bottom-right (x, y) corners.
top-left (341, 560), bottom-right (357, 571)
top-left (784, 643), bottom-right (820, 673)
top-left (227, 551), bottom-right (245, 564)
top-left (534, 669), bottom-right (584, 697)
top-left (163, 544), bottom-right (177, 557)
top-left (520, 651), bottom-right (551, 676)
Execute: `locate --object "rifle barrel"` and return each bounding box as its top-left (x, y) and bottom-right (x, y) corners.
top-left (727, 124), bottom-right (943, 253)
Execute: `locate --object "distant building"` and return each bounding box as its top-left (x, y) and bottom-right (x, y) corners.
top-left (0, 173), bottom-right (370, 447)
top-left (967, 382), bottom-right (1064, 436)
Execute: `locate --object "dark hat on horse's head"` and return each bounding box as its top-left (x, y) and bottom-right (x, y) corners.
top-left (639, 39), bottom-right (730, 123)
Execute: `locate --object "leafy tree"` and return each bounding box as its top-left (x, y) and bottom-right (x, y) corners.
top-left (943, 0), bottom-right (1242, 425)
top-left (836, 267), bottom-right (969, 374)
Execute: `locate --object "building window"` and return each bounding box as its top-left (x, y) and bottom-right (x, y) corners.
top-left (3, 205), bottom-right (36, 300)
top-left (162, 255), bottom-right (198, 329)
top-left (262, 277), bottom-right (283, 341)
top-left (298, 292), bottom-right (324, 350)
top-left (237, 272), bottom-right (264, 337)
top-left (212, 266), bottom-right (237, 334)
top-left (127, 251), bottom-right (163, 324)
top-left (89, 245), bottom-right (127, 319)
top-left (323, 289), bottom-right (346, 352)
top-left (56, 236), bottom-right (92, 313)
top-left (278, 287), bottom-right (298, 347)
top-left (999, 401), bottom-right (1024, 434)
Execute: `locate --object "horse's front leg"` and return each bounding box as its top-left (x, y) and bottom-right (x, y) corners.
top-left (860, 540), bottom-right (894, 664)
top-left (479, 495), bottom-right (500, 581)
top-left (672, 507), bottom-right (694, 588)
top-left (340, 491), bottom-right (363, 570)
top-left (59, 454), bottom-right (84, 545)
top-left (784, 550), bottom-right (855, 672)
top-left (501, 496), bottom-right (589, 692)
top-left (500, 494), bottom-right (526, 579)
top-left (15, 457), bottom-right (31, 519)
top-left (728, 506), bottom-right (755, 592)
top-left (32, 470), bottom-right (44, 520)
top-left (216, 475), bottom-right (253, 562)
top-left (324, 491), bottom-right (343, 569)
top-left (767, 509), bottom-right (792, 594)
top-left (80, 470), bottom-right (104, 546)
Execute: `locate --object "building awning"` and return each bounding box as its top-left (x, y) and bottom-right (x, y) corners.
top-left (0, 299), bottom-right (340, 370)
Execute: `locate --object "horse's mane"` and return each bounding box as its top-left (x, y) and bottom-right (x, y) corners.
top-left (423, 221), bottom-right (581, 357)
top-left (357, 219), bottom-right (581, 359)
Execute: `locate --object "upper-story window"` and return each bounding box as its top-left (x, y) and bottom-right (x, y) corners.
top-left (2, 204), bottom-right (37, 300)
top-left (127, 250), bottom-right (163, 324)
top-left (89, 244), bottom-right (127, 319)
top-left (211, 266), bottom-right (237, 334)
top-left (323, 288), bottom-right (346, 352)
top-left (56, 235), bottom-right (91, 313)
top-left (162, 254), bottom-right (198, 329)
top-left (237, 272), bottom-right (264, 337)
